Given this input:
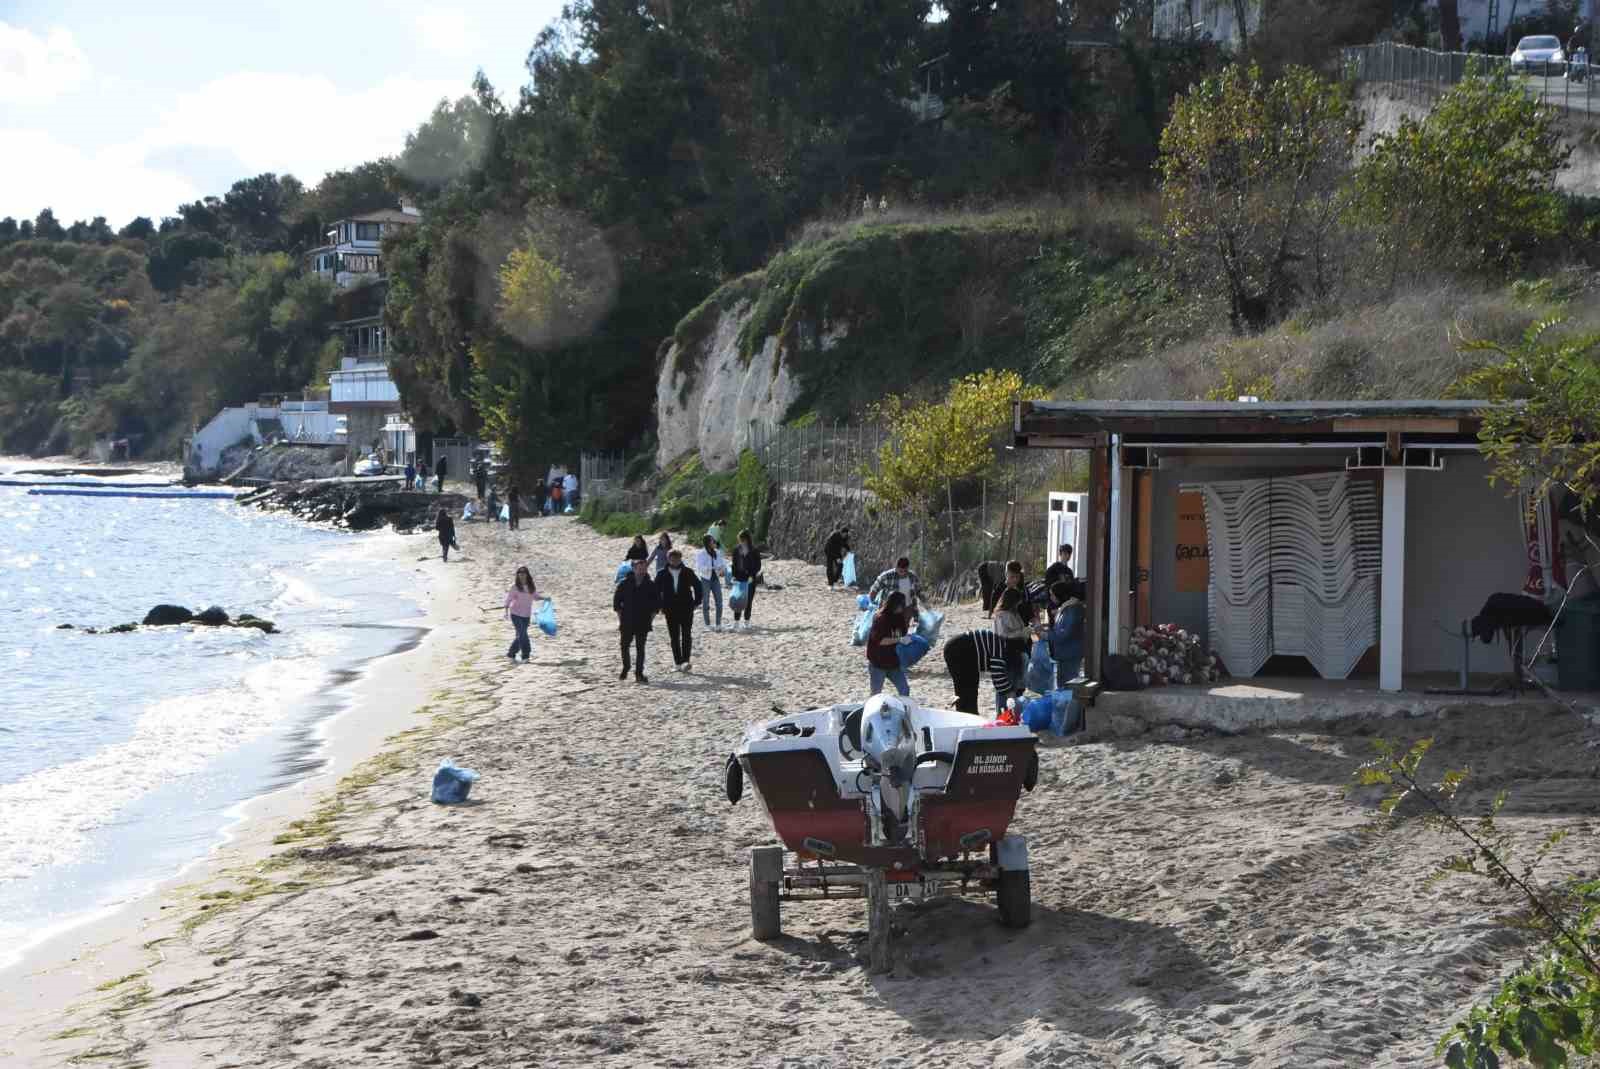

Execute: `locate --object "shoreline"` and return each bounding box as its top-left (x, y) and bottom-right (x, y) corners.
top-left (0, 520), bottom-right (465, 1062)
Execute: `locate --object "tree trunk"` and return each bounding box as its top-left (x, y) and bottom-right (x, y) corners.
top-left (1440, 0), bottom-right (1463, 52)
top-left (1231, 0), bottom-right (1252, 50)
top-left (947, 477), bottom-right (959, 599)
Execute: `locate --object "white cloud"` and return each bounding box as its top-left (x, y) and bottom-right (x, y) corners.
top-left (0, 22), bottom-right (89, 102)
top-left (139, 70), bottom-right (466, 189)
top-left (414, 8), bottom-right (479, 59)
top-left (0, 130), bottom-right (198, 227)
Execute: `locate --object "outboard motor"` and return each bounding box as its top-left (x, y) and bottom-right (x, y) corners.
top-left (860, 695), bottom-right (917, 842)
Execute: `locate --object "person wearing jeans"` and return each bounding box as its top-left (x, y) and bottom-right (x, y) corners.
top-left (654, 548), bottom-right (703, 672)
top-left (504, 566), bottom-right (538, 662)
top-left (866, 592), bottom-right (912, 696)
top-left (694, 535), bottom-right (726, 630)
top-left (730, 529), bottom-right (761, 630)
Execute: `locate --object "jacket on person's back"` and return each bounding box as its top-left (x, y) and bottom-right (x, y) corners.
top-left (1050, 600), bottom-right (1085, 663)
top-left (950, 629), bottom-right (1013, 694)
top-left (824, 530), bottom-right (848, 559)
top-left (866, 613), bottom-right (908, 670)
top-left (436, 455), bottom-right (448, 477)
top-left (613, 573), bottom-right (660, 631)
top-left (655, 566), bottom-right (703, 616)
top-left (731, 545), bottom-right (761, 582)
top-left (868, 568), bottom-right (920, 605)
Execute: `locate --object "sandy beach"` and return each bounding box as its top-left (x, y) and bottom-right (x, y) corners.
top-left (3, 515), bottom-right (1597, 1068)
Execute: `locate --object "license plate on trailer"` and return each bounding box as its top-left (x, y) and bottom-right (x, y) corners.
top-left (890, 880), bottom-right (940, 900)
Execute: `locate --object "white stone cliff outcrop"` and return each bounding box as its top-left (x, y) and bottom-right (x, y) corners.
top-left (655, 298), bottom-right (816, 472)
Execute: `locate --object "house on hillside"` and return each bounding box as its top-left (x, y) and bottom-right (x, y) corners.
top-left (307, 206), bottom-right (421, 465)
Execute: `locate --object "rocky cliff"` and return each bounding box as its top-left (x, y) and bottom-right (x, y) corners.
top-left (654, 293), bottom-right (808, 473)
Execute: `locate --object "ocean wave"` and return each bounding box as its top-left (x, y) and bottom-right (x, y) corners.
top-left (0, 650), bottom-right (328, 883)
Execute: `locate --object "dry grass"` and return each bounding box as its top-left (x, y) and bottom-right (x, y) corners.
top-left (1084, 271), bottom-right (1600, 401)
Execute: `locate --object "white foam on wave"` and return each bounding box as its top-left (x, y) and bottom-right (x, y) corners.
top-left (0, 645), bottom-right (334, 884)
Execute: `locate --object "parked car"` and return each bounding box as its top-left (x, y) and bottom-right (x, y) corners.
top-left (1511, 35), bottom-right (1565, 75)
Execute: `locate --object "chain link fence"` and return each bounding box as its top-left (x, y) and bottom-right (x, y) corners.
top-left (1343, 41), bottom-right (1600, 117)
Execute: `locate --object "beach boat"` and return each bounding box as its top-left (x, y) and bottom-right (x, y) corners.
top-left (725, 694), bottom-right (1038, 968)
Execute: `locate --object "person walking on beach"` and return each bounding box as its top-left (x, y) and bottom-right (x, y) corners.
top-left (626, 534), bottom-right (649, 562)
top-left (707, 518), bottom-right (725, 548)
top-left (505, 566), bottom-right (538, 662)
top-left (508, 482), bottom-right (522, 530)
top-left (943, 628), bottom-right (1015, 714)
top-left (824, 525), bottom-right (851, 588)
top-left (435, 506), bottom-right (458, 562)
top-left (695, 535), bottom-right (727, 631)
top-left (435, 453), bottom-right (449, 492)
top-left (655, 548), bottom-right (703, 672)
top-left (868, 557), bottom-right (921, 613)
top-left (474, 459), bottom-right (489, 502)
top-left (417, 459), bottom-right (429, 492)
top-left (648, 532), bottom-right (674, 577)
top-left (613, 557), bottom-right (661, 684)
top-left (867, 591), bottom-right (913, 696)
top-left (404, 460), bottom-right (416, 491)
top-left (730, 529), bottom-right (761, 630)
top-left (563, 470), bottom-right (579, 511)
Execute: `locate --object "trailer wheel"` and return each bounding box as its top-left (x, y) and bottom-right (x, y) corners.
top-left (997, 869), bottom-right (1031, 929)
top-left (751, 845), bottom-right (783, 940)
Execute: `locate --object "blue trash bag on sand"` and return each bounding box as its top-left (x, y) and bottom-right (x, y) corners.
top-left (1021, 690), bottom-right (1083, 734)
top-left (896, 633), bottom-right (931, 669)
top-left (842, 552), bottom-right (858, 587)
top-left (536, 598), bottom-right (557, 637)
top-left (857, 594), bottom-right (872, 611)
top-left (431, 758), bottom-right (480, 804)
top-left (614, 562), bottom-right (631, 584)
top-left (729, 579), bottom-right (751, 611)
top-left (1025, 639), bottom-right (1056, 695)
top-left (915, 608), bottom-right (945, 645)
top-left (851, 608), bottom-right (873, 646)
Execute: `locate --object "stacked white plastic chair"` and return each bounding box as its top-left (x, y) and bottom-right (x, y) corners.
top-left (1187, 472), bottom-right (1380, 679)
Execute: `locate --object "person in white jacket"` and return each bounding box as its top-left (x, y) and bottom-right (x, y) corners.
top-left (694, 535), bottom-right (728, 631)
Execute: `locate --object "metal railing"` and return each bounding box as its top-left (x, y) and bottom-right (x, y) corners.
top-left (1343, 41), bottom-right (1600, 117)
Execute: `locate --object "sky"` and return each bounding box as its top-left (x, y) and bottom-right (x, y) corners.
top-left (0, 0), bottom-right (567, 228)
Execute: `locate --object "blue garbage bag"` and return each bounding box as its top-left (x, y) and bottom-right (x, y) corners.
top-left (915, 608), bottom-right (945, 646)
top-left (896, 633), bottom-right (931, 669)
top-left (842, 552), bottom-right (858, 587)
top-left (1021, 689), bottom-right (1082, 734)
top-left (851, 608), bottom-right (873, 646)
top-left (614, 562), bottom-right (631, 584)
top-left (857, 594), bottom-right (872, 611)
top-left (431, 758), bottom-right (480, 804)
top-left (729, 579), bottom-right (751, 611)
top-left (1020, 695), bottom-right (1054, 731)
top-left (1024, 639), bottom-right (1055, 695)
top-left (536, 598), bottom-right (557, 637)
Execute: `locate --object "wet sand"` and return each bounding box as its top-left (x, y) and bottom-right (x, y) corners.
top-left (3, 516), bottom-right (1597, 1068)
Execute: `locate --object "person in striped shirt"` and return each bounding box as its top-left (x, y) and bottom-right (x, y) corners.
top-left (942, 628), bottom-right (1017, 715)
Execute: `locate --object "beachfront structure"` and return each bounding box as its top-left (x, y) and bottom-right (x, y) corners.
top-left (310, 207), bottom-right (421, 464)
top-left (186, 398), bottom-right (347, 477)
top-left (1013, 400), bottom-right (1581, 697)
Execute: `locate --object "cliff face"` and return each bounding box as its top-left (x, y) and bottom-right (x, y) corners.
top-left (654, 296), bottom-right (807, 472)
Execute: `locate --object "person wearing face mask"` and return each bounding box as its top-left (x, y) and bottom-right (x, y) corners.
top-left (654, 547), bottom-right (704, 672)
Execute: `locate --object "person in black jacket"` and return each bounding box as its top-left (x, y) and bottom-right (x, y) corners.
top-left (654, 548), bottom-right (704, 672)
top-left (435, 507), bottom-right (458, 562)
top-left (824, 525), bottom-right (851, 588)
top-left (729, 529), bottom-right (761, 630)
top-left (613, 557), bottom-right (661, 683)
top-left (435, 453), bottom-right (448, 492)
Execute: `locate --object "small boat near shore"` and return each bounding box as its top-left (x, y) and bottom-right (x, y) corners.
top-left (726, 694), bottom-right (1039, 970)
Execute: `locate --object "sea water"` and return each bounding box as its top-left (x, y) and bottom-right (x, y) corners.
top-left (0, 465), bottom-right (422, 967)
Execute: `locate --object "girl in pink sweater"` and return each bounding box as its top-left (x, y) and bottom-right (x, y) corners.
top-left (505, 566), bottom-right (539, 662)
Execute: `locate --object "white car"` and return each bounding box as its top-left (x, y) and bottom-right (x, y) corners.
top-left (1511, 35), bottom-right (1565, 75)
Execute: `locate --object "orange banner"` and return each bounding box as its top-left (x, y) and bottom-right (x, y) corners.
top-left (1174, 491), bottom-right (1209, 593)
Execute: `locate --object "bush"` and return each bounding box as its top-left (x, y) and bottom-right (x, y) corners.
top-left (579, 497), bottom-right (653, 539)
top-left (729, 449), bottom-right (773, 544)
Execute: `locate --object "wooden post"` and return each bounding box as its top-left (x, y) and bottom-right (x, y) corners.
top-left (1085, 435), bottom-right (1111, 682)
top-left (864, 868), bottom-right (892, 973)
top-left (750, 846), bottom-right (784, 940)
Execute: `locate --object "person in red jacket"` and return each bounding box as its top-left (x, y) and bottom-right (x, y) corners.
top-left (866, 591), bottom-right (913, 697)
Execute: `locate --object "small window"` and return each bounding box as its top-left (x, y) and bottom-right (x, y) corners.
top-left (355, 222), bottom-right (381, 241)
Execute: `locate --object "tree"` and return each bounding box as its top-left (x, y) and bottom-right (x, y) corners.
top-left (298, 161), bottom-right (399, 233)
top-left (221, 173), bottom-right (306, 252)
top-left (1350, 69), bottom-right (1569, 281)
top-left (0, 218), bottom-right (17, 243)
top-left (397, 94), bottom-right (496, 194)
top-left (146, 230), bottom-right (228, 293)
top-left (33, 209), bottom-right (65, 240)
top-left (1439, 0), bottom-right (1462, 49)
top-left (119, 217), bottom-right (156, 241)
top-left (867, 369), bottom-right (1047, 577)
top-left (1455, 320), bottom-right (1600, 518)
top-left (1159, 63), bottom-right (1361, 333)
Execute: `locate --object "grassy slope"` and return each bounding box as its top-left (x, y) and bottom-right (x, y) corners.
top-left (668, 198), bottom-right (1598, 417)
